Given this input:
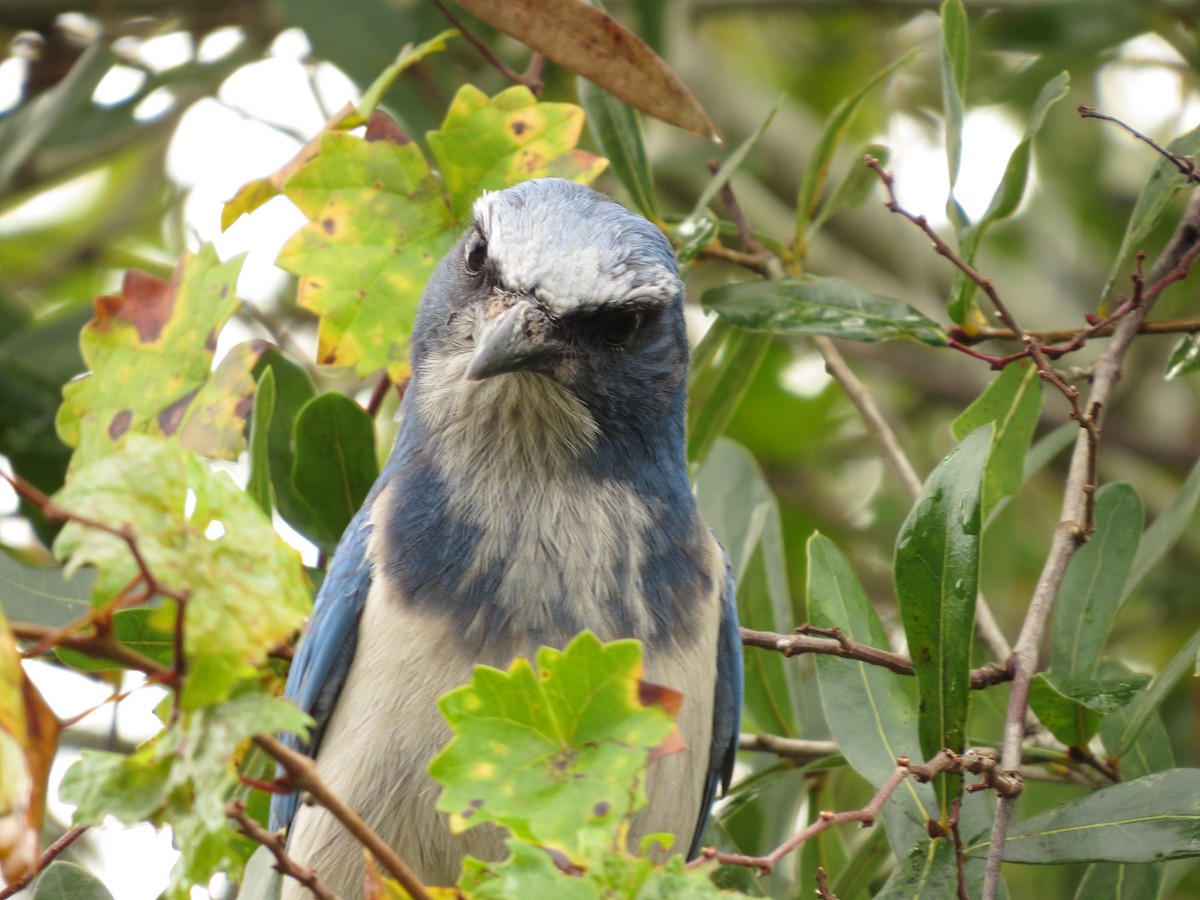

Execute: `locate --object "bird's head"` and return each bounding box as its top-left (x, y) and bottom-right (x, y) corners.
top-left (409, 179), bottom-right (688, 452)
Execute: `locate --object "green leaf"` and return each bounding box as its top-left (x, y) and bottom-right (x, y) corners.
top-left (1101, 687), bottom-right (1174, 779)
top-left (1165, 333), bottom-right (1200, 379)
top-left (246, 367), bottom-right (275, 516)
top-left (966, 769), bottom-right (1200, 864)
top-left (250, 348), bottom-right (321, 551)
top-left (1028, 671), bottom-right (1148, 748)
top-left (807, 533), bottom-right (934, 854)
top-left (52, 436), bottom-right (311, 709)
top-left (290, 392), bottom-right (379, 551)
top-left (1051, 483), bottom-right (1144, 680)
top-left (1101, 123), bottom-right (1200, 303)
top-left (430, 632), bottom-right (677, 862)
top-left (55, 608), bottom-right (174, 672)
top-left (810, 143), bottom-right (892, 234)
top-left (32, 862), bottom-right (116, 900)
top-left (874, 837), bottom-right (958, 899)
top-left (949, 71), bottom-right (1069, 324)
top-left (686, 323), bottom-right (771, 467)
top-left (940, 0), bottom-right (968, 199)
top-left (691, 95), bottom-right (784, 219)
top-left (672, 211), bottom-right (719, 266)
top-left (356, 30), bottom-right (459, 121)
top-left (703, 275), bottom-right (948, 345)
top-left (951, 360), bottom-right (1043, 518)
top-left (1125, 455), bottom-right (1200, 602)
top-left (0, 550), bottom-right (91, 627)
top-left (695, 439), bottom-right (798, 738)
top-left (1110, 629), bottom-right (1200, 756)
top-left (1073, 862), bottom-right (1164, 900)
top-left (452, 0), bottom-right (717, 139)
top-left (61, 692), bottom-right (310, 898)
top-left (895, 424), bottom-right (990, 813)
top-left (578, 79), bottom-right (657, 220)
top-left (279, 85), bottom-right (605, 380)
top-left (795, 48), bottom-right (920, 257)
top-left (55, 248), bottom-right (251, 470)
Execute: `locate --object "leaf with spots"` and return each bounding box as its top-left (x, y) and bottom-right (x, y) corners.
top-left (276, 84), bottom-right (606, 380)
top-left (0, 603), bottom-right (59, 886)
top-left (60, 691), bottom-right (311, 899)
top-left (55, 246), bottom-right (254, 470)
top-left (52, 436), bottom-right (311, 709)
top-left (430, 631), bottom-right (678, 864)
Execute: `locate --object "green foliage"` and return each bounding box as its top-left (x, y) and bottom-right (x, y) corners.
top-left (52, 436), bottom-right (310, 708)
top-left (5, 1), bottom-right (1200, 897)
top-left (426, 632), bottom-right (739, 896)
top-left (61, 692), bottom-right (310, 897)
top-left (895, 425), bottom-right (989, 813)
top-left (278, 83), bottom-right (605, 380)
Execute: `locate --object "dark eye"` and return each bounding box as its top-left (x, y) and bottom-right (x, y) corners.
top-left (465, 235), bottom-right (488, 273)
top-left (599, 310), bottom-right (643, 347)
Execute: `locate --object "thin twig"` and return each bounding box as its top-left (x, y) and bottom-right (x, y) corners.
top-left (739, 733), bottom-right (840, 761)
top-left (254, 734), bottom-right (434, 900)
top-left (226, 798), bottom-right (338, 900)
top-left (814, 336), bottom-right (922, 500)
top-left (431, 0), bottom-right (544, 93)
top-left (953, 315), bottom-right (1200, 345)
top-left (0, 826), bottom-right (88, 899)
top-left (740, 626), bottom-right (1012, 689)
top-left (816, 866), bottom-right (840, 900)
top-left (1078, 106), bottom-right (1200, 181)
top-left (981, 190), bottom-right (1200, 900)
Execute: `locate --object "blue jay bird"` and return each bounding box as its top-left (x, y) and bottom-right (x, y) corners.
top-left (271, 178), bottom-right (743, 897)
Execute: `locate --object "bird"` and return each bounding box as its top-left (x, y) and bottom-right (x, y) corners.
top-left (270, 177), bottom-right (743, 898)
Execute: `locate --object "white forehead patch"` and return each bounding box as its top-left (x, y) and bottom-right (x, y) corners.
top-left (472, 187), bottom-right (680, 316)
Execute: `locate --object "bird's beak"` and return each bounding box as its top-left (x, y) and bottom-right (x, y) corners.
top-left (465, 298), bottom-right (555, 381)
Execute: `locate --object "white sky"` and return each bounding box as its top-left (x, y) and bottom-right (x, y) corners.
top-left (0, 23), bottom-right (1196, 900)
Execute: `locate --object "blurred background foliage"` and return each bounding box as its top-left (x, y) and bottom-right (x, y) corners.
top-left (3, 0), bottom-right (1200, 897)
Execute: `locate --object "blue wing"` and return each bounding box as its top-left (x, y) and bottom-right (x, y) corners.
top-left (269, 504), bottom-right (375, 831)
top-left (688, 537), bottom-right (744, 857)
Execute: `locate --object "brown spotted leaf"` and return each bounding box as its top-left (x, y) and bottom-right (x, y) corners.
top-left (0, 606), bottom-right (59, 884)
top-left (55, 246), bottom-right (248, 470)
top-left (454, 0), bottom-right (718, 139)
top-left (276, 84), bottom-right (605, 379)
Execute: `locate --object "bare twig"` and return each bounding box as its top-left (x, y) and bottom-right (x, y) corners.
top-left (1078, 106), bottom-right (1200, 181)
top-left (692, 750), bottom-right (989, 875)
top-left (981, 190), bottom-right (1200, 900)
top-left (740, 626), bottom-right (1011, 689)
top-left (816, 866), bottom-right (840, 900)
top-left (432, 0), bottom-right (544, 93)
top-left (739, 733), bottom-right (839, 761)
top-left (0, 826), bottom-right (88, 900)
top-left (814, 336), bottom-right (922, 500)
top-left (952, 315), bottom-right (1200, 346)
top-left (226, 798), bottom-right (338, 900)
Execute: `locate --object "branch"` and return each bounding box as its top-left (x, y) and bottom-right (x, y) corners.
top-left (0, 826), bottom-right (88, 900)
top-left (253, 734), bottom-right (433, 900)
top-left (981, 189), bottom-right (1200, 900)
top-left (1078, 106), bottom-right (1200, 182)
top-left (692, 749), bottom-right (1011, 875)
top-left (432, 0), bottom-right (544, 93)
top-left (226, 799), bottom-right (338, 900)
top-left (740, 626), bottom-right (1012, 689)
top-left (739, 733), bottom-right (839, 761)
top-left (952, 315), bottom-right (1200, 346)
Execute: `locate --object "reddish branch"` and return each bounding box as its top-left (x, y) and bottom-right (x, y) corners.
top-left (432, 0), bottom-right (545, 93)
top-left (740, 625), bottom-right (1012, 689)
top-left (5, 478), bottom-right (434, 900)
top-left (0, 826), bottom-right (88, 900)
top-left (954, 315), bottom-right (1200, 345)
top-left (226, 798), bottom-right (338, 900)
top-left (1078, 106), bottom-right (1200, 182)
top-left (980, 188), bottom-right (1200, 900)
top-left (692, 749), bottom-right (1015, 877)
